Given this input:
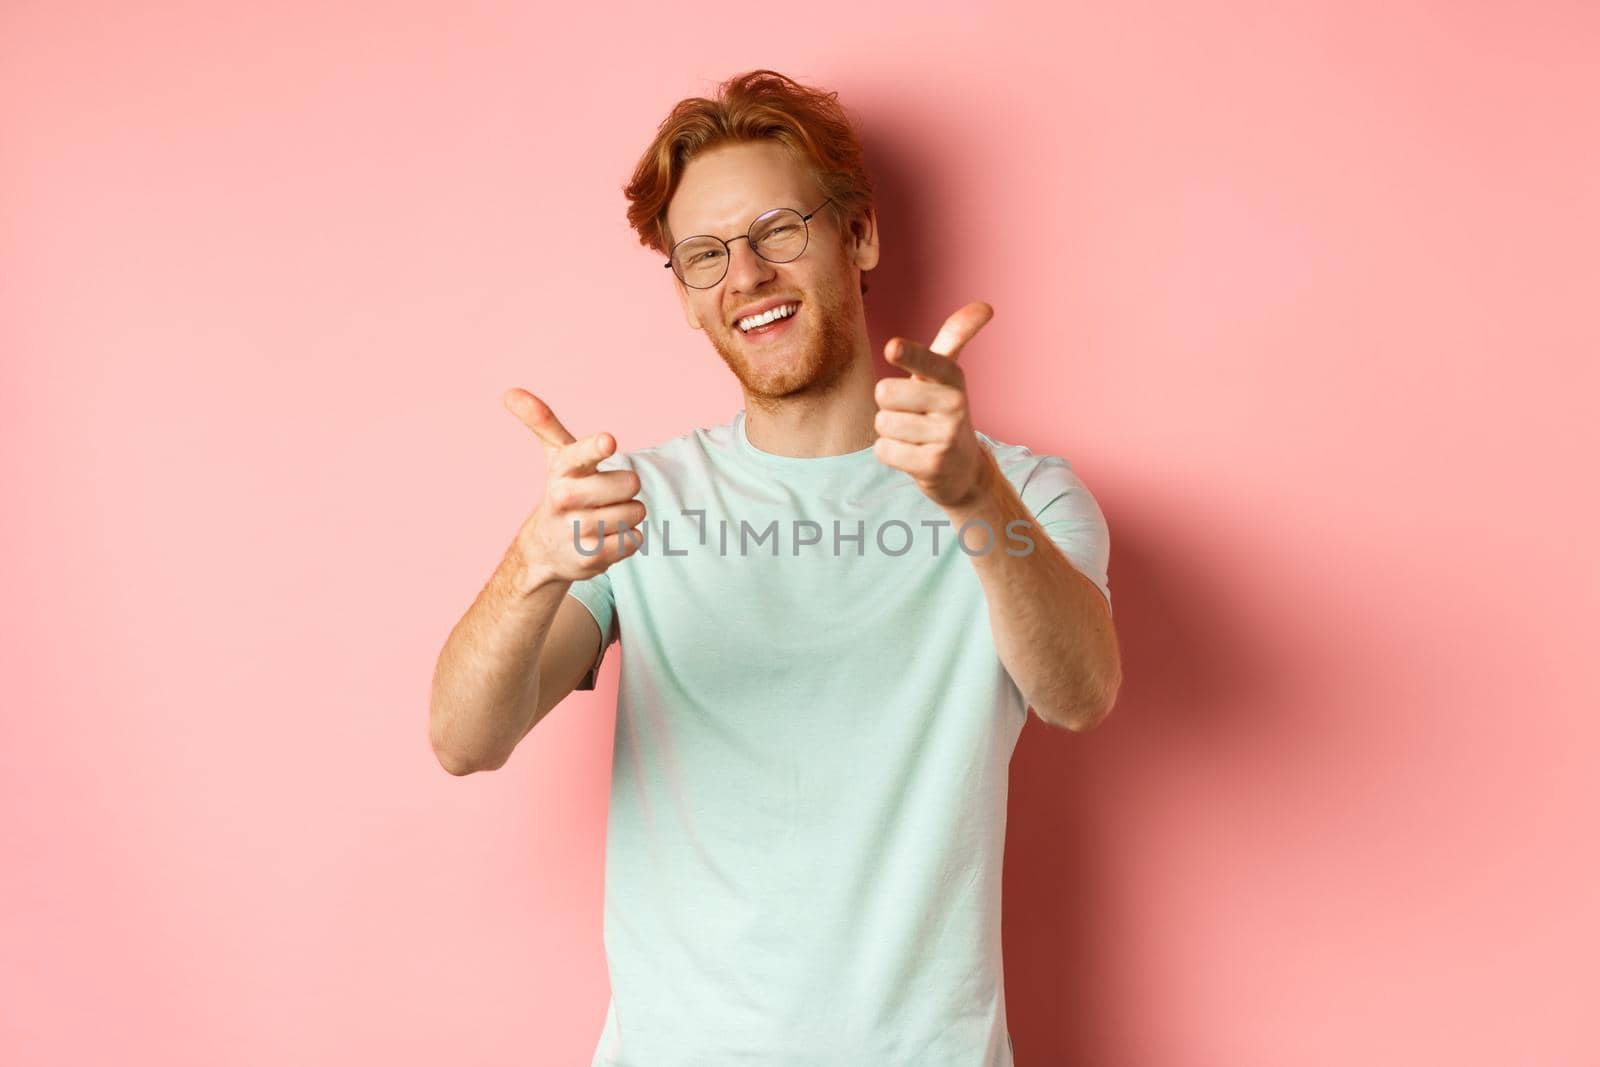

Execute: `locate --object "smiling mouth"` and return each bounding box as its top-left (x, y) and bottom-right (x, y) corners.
top-left (735, 302), bottom-right (801, 334)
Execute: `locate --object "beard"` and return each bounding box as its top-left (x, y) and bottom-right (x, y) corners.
top-left (706, 281), bottom-right (859, 406)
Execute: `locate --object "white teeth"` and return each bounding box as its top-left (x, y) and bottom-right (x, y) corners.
top-left (737, 303), bottom-right (797, 332)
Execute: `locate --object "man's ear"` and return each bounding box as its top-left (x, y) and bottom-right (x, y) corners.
top-left (848, 205), bottom-right (881, 274)
top-left (672, 272), bottom-right (705, 331)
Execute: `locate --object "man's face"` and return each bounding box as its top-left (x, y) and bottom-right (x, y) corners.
top-left (664, 141), bottom-right (878, 402)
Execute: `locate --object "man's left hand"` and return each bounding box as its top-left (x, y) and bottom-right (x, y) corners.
top-left (873, 300), bottom-right (999, 510)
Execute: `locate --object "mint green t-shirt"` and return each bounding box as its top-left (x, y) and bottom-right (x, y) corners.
top-left (567, 408), bottom-right (1111, 1067)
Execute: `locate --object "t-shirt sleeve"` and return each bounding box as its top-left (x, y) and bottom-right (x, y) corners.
top-left (1016, 454), bottom-right (1113, 617)
top-left (561, 451), bottom-right (630, 690)
top-left (565, 573), bottom-right (616, 691)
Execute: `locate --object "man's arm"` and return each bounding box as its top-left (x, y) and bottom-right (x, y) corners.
top-left (428, 549), bottom-right (603, 775)
top-left (428, 387), bottom-right (641, 776)
top-left (944, 452), bottom-right (1122, 732)
top-left (869, 302), bottom-right (1120, 732)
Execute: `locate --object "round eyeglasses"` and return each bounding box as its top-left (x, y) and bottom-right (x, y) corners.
top-left (664, 197), bottom-right (833, 289)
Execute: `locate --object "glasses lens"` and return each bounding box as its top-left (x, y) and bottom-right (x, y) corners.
top-left (751, 209), bottom-right (808, 263)
top-left (672, 238), bottom-right (727, 288)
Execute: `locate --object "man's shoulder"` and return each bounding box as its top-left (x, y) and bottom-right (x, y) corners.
top-left (595, 414), bottom-right (739, 479)
top-left (975, 428), bottom-right (1076, 490)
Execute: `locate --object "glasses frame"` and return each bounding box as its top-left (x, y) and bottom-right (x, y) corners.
top-left (664, 196), bottom-right (834, 289)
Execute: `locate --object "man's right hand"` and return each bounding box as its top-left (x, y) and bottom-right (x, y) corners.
top-left (503, 387), bottom-right (646, 591)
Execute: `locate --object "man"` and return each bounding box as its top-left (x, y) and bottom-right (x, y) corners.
top-left (429, 69), bottom-right (1122, 1067)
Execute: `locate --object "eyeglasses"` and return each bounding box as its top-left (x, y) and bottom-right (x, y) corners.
top-left (664, 197), bottom-right (833, 289)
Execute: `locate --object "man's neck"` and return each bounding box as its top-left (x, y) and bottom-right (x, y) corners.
top-left (741, 349), bottom-right (879, 458)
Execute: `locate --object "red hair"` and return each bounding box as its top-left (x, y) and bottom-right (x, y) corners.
top-left (623, 69), bottom-right (875, 296)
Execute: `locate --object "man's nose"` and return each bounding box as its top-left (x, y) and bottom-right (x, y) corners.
top-left (725, 238), bottom-right (775, 291)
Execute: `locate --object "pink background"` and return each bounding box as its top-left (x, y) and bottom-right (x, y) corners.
top-left (3, 2), bottom-right (1596, 1064)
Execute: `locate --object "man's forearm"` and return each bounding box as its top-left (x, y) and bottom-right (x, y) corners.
top-left (429, 544), bottom-right (567, 774)
top-left (943, 453), bottom-right (1122, 731)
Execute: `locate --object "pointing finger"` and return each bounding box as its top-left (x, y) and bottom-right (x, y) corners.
top-left (503, 388), bottom-right (577, 450)
top-left (885, 337), bottom-right (963, 386)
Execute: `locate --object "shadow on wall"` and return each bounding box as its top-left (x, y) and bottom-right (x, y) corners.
top-left (999, 514), bottom-right (1317, 1065)
top-left (851, 125), bottom-right (943, 384)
